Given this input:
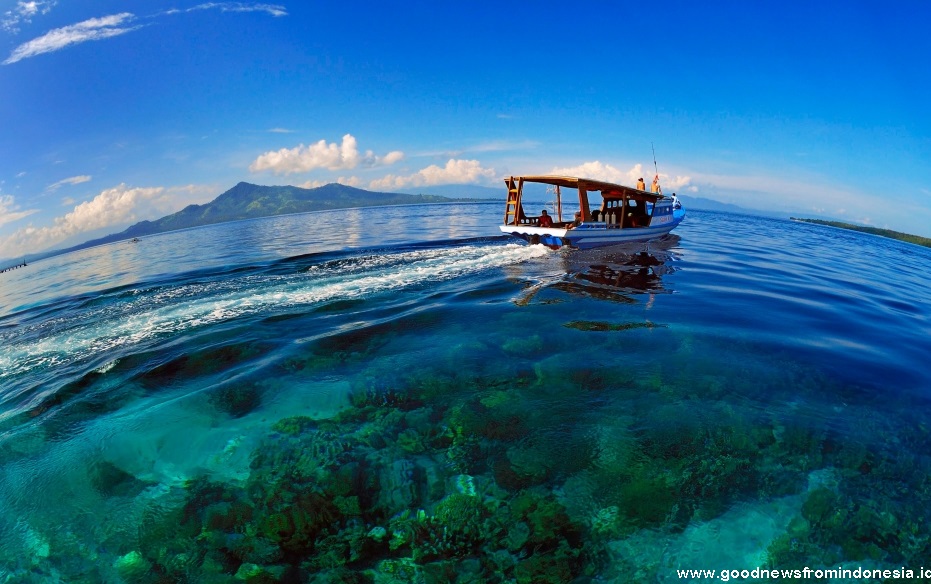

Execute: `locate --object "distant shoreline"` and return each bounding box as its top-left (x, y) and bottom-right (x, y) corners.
top-left (1, 197), bottom-right (493, 267)
top-left (791, 218), bottom-right (931, 248)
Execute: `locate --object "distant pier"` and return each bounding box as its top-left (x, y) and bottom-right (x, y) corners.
top-left (0, 260), bottom-right (27, 274)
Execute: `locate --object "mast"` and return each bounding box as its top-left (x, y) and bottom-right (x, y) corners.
top-left (652, 142), bottom-right (659, 177)
top-left (555, 185), bottom-right (562, 223)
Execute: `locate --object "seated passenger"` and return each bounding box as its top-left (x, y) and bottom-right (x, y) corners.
top-left (568, 211), bottom-right (582, 229)
top-left (538, 209), bottom-right (554, 228)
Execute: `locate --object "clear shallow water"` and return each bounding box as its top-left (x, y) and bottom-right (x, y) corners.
top-left (1, 202), bottom-right (930, 582)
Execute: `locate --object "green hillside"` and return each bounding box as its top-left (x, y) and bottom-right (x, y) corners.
top-left (125, 182), bottom-right (460, 236)
top-left (48, 182), bottom-right (468, 257)
top-left (792, 218), bottom-right (931, 248)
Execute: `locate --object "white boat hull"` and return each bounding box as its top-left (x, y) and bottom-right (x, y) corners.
top-left (501, 210), bottom-right (685, 249)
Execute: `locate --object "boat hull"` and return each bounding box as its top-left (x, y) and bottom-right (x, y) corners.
top-left (500, 209), bottom-right (685, 249)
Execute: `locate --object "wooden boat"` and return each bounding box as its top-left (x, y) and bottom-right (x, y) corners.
top-left (499, 175), bottom-right (684, 249)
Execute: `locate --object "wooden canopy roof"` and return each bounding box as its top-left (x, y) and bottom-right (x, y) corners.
top-left (515, 175), bottom-right (665, 200)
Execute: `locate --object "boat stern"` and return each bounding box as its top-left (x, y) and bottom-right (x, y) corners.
top-left (499, 225), bottom-right (570, 248)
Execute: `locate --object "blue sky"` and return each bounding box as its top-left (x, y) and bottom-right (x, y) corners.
top-left (1, 1), bottom-right (929, 257)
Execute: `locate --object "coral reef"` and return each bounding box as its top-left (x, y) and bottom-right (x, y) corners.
top-left (16, 327), bottom-right (931, 583)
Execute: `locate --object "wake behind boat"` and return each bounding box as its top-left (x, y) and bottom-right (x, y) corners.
top-left (499, 175), bottom-right (685, 249)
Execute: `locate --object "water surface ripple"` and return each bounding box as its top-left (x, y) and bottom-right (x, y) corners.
top-left (1, 203), bottom-right (930, 582)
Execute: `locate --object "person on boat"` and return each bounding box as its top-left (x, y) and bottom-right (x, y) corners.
top-left (538, 209), bottom-right (554, 228)
top-left (651, 175), bottom-right (662, 195)
top-left (567, 211), bottom-right (582, 229)
top-left (636, 177), bottom-right (646, 191)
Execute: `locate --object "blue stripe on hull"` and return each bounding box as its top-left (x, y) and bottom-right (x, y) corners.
top-left (500, 209), bottom-right (684, 249)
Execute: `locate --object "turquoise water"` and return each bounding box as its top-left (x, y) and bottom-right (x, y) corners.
top-left (1, 202), bottom-right (930, 583)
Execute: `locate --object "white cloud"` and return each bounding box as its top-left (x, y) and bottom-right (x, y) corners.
top-left (46, 175), bottom-right (91, 191)
top-left (469, 140), bottom-right (537, 153)
top-left (250, 134), bottom-right (405, 175)
top-left (268, 127), bottom-right (295, 134)
top-left (549, 161), bottom-right (694, 193)
top-left (0, 194), bottom-right (39, 228)
top-left (2, 1), bottom-right (56, 33)
top-left (0, 184), bottom-right (177, 256)
top-left (183, 3), bottom-right (288, 17)
top-left (420, 139), bottom-right (537, 159)
top-left (664, 174), bottom-right (693, 191)
top-left (369, 159), bottom-right (496, 190)
top-left (4, 4), bottom-right (286, 64)
top-left (685, 170), bottom-right (878, 215)
top-left (3, 12), bottom-right (138, 65)
top-left (550, 161), bottom-right (641, 185)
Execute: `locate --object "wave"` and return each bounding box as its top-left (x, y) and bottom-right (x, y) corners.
top-left (0, 242), bottom-right (547, 404)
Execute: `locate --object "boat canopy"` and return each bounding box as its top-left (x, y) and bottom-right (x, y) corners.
top-left (503, 175), bottom-right (666, 227)
top-left (516, 175), bottom-right (666, 202)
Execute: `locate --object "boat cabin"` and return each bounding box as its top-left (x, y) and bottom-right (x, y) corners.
top-left (503, 175), bottom-right (668, 230)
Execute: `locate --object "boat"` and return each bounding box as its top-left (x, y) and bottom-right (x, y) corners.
top-left (499, 175), bottom-right (685, 249)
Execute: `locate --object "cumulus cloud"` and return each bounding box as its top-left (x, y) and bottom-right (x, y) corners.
top-left (0, 194), bottom-right (39, 228)
top-left (46, 175), bottom-right (91, 191)
top-left (250, 134), bottom-right (405, 175)
top-left (3, 13), bottom-right (138, 65)
top-left (2, 1), bottom-right (56, 33)
top-left (664, 174), bottom-right (694, 191)
top-left (550, 161), bottom-right (638, 185)
top-left (0, 184), bottom-right (172, 256)
top-left (369, 159), bottom-right (496, 190)
top-left (550, 161), bottom-right (694, 192)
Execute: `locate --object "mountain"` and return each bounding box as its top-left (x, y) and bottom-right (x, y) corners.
top-left (676, 194), bottom-right (777, 217)
top-left (129, 182), bottom-right (470, 236)
top-left (38, 182), bottom-right (472, 259)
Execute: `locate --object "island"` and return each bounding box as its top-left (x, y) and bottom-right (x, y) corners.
top-left (791, 218), bottom-right (931, 249)
top-left (25, 182), bottom-right (482, 262)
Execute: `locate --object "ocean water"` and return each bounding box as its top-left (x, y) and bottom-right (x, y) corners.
top-left (1, 201), bottom-right (930, 583)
